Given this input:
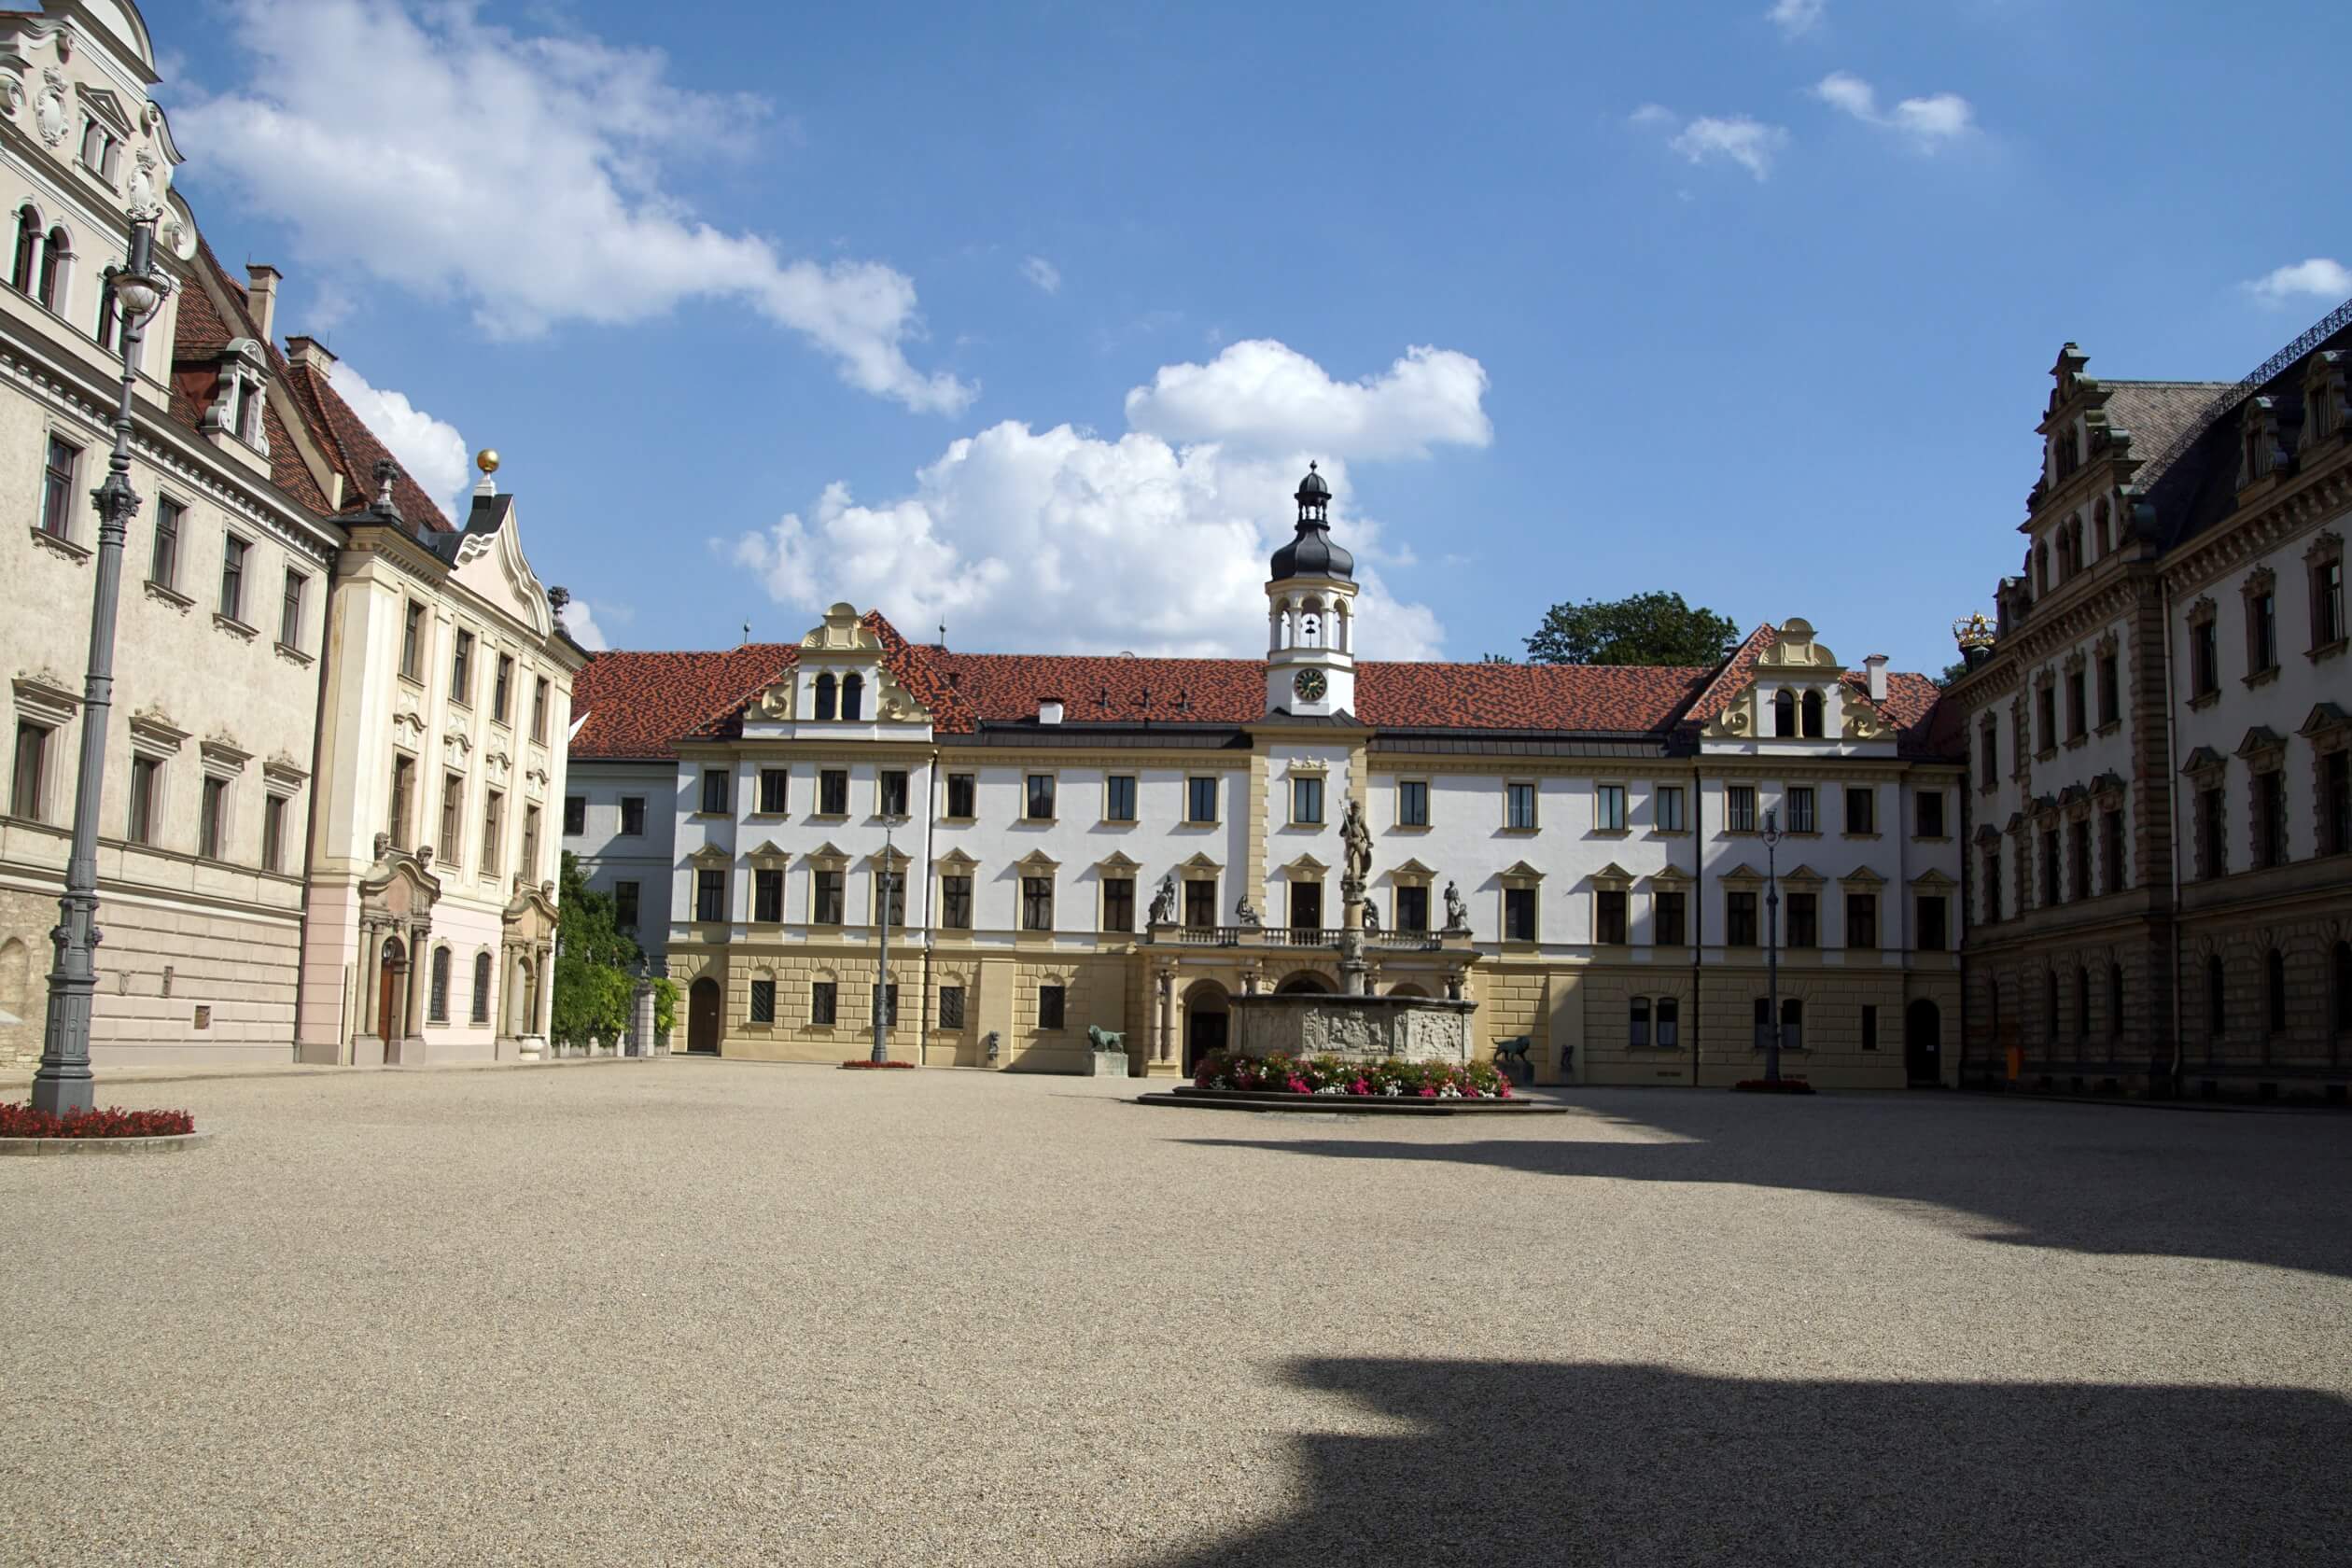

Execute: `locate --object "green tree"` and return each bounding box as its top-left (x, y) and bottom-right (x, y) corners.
top-left (552, 850), bottom-right (642, 1044)
top-left (1523, 591), bottom-right (1740, 667)
top-left (1935, 659), bottom-right (1971, 689)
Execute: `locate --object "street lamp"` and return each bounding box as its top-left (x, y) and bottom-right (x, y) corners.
top-left (872, 828), bottom-right (894, 1065)
top-left (31, 212), bottom-right (169, 1117)
top-left (1761, 806), bottom-right (1784, 1086)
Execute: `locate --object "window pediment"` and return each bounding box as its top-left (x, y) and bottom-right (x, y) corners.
top-left (1719, 863), bottom-right (1762, 885)
top-left (804, 841), bottom-right (849, 868)
top-left (2179, 746), bottom-right (2225, 777)
top-left (12, 671), bottom-right (79, 724)
top-left (1282, 852), bottom-right (1328, 876)
top-left (1095, 849), bottom-right (1141, 874)
top-left (2235, 726), bottom-right (2286, 764)
top-left (129, 707), bottom-right (188, 754)
top-left (2298, 702), bottom-right (2349, 740)
top-left (1837, 865), bottom-right (1885, 886)
top-left (1016, 848), bottom-right (1060, 874)
top-left (1973, 823), bottom-right (2003, 847)
top-left (1590, 861), bottom-right (1632, 889)
top-left (934, 847), bottom-right (979, 869)
top-left (1180, 850), bottom-right (1225, 872)
top-left (1644, 864), bottom-right (1692, 888)
top-left (747, 839), bottom-right (790, 865)
top-left (1908, 868), bottom-right (1957, 889)
top-left (1389, 857), bottom-right (1435, 879)
top-left (689, 843), bottom-right (733, 867)
top-left (1779, 862), bottom-right (1823, 886)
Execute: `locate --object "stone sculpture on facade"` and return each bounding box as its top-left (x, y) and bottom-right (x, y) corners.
top-left (1234, 893), bottom-right (1261, 928)
top-left (1147, 875), bottom-right (1175, 928)
top-left (1442, 880), bottom-right (1470, 934)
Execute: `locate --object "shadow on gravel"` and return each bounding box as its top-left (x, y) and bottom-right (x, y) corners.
top-left (1178, 1093), bottom-right (2352, 1279)
top-left (1141, 1359), bottom-right (2352, 1567)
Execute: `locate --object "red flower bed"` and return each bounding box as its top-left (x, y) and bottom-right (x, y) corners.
top-left (0, 1102), bottom-right (196, 1139)
top-left (838, 1059), bottom-right (916, 1071)
top-left (1731, 1078), bottom-right (1815, 1095)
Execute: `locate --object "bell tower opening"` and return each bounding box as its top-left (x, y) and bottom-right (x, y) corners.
top-left (1265, 464), bottom-right (1360, 719)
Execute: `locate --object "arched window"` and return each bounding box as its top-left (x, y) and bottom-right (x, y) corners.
top-left (2108, 963), bottom-right (2124, 1039)
top-left (1772, 689), bottom-right (1797, 736)
top-left (1753, 996), bottom-right (1771, 1049)
top-left (37, 225), bottom-right (68, 311)
top-left (11, 205), bottom-right (38, 293)
top-left (1800, 689), bottom-right (1826, 738)
top-left (470, 951), bottom-right (492, 1024)
top-left (2266, 949), bottom-right (2288, 1036)
top-left (2044, 971), bottom-right (2059, 1042)
top-left (840, 673), bottom-right (863, 721)
top-left (1656, 996), bottom-right (1680, 1048)
top-left (428, 945), bottom-right (453, 1024)
top-left (814, 671), bottom-right (836, 721)
top-left (2076, 966), bottom-right (2091, 1042)
top-left (1629, 997), bottom-right (1650, 1048)
top-left (2205, 957), bottom-right (2226, 1039)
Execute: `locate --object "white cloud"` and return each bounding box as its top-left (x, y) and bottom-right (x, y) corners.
top-left (178, 1), bottom-right (971, 414)
top-left (1768, 0), bottom-right (1826, 37)
top-left (1811, 72), bottom-right (1976, 147)
top-left (1020, 255), bottom-right (1062, 295)
top-left (726, 341), bottom-right (1491, 660)
top-left (2242, 258), bottom-right (2352, 305)
top-left (326, 359), bottom-right (470, 524)
top-left (558, 598), bottom-right (613, 652)
top-left (1124, 340), bottom-right (1492, 459)
top-left (1636, 106), bottom-right (1789, 181)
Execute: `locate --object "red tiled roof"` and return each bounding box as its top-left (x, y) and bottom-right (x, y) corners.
top-left (277, 357), bottom-right (452, 531)
top-left (1360, 662), bottom-right (1713, 732)
top-left (923, 651), bottom-right (1264, 729)
top-left (1849, 670), bottom-right (1960, 761)
top-left (570, 645), bottom-right (797, 759)
top-left (1682, 623), bottom-right (1777, 725)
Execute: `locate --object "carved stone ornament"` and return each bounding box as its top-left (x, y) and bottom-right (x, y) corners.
top-left (35, 69), bottom-right (66, 145)
top-left (126, 150), bottom-right (166, 221)
top-left (0, 74), bottom-right (22, 118)
top-left (756, 680), bottom-right (795, 721)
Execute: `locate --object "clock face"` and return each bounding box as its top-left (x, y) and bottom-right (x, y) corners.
top-left (1293, 668), bottom-right (1328, 703)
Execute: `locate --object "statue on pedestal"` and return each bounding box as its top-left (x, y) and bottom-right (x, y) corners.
top-left (1442, 880), bottom-right (1470, 933)
top-left (1340, 798), bottom-right (1373, 900)
top-left (1147, 874), bottom-right (1175, 928)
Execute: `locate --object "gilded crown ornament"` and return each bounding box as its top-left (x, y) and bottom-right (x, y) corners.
top-left (1953, 612), bottom-right (1996, 653)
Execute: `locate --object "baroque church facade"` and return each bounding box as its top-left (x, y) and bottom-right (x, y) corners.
top-left (569, 470), bottom-right (1967, 1090)
top-left (0, 0), bottom-right (584, 1070)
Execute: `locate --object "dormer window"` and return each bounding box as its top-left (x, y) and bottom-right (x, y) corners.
top-left (1772, 689), bottom-right (1796, 736)
top-left (2238, 398), bottom-right (2283, 490)
top-left (1800, 689), bottom-right (1826, 738)
top-left (78, 119), bottom-right (121, 184)
top-left (202, 341), bottom-right (273, 457)
top-left (841, 673), bottom-right (863, 721)
top-left (2094, 498), bottom-right (2112, 557)
top-left (814, 672), bottom-right (837, 721)
top-left (2304, 354), bottom-right (2346, 451)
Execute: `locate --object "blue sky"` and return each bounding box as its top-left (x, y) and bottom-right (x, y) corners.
top-left (162, 0), bottom-right (2351, 675)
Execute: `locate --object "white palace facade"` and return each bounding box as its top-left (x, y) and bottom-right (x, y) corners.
top-left (569, 470), bottom-right (1967, 1090)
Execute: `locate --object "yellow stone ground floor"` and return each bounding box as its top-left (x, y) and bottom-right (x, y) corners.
top-left (665, 935), bottom-right (1961, 1091)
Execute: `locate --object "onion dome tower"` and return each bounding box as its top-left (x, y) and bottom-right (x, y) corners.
top-left (1265, 463), bottom-right (1359, 717)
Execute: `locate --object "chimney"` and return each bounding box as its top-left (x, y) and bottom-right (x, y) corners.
top-left (286, 335), bottom-right (338, 372)
top-left (246, 265), bottom-right (282, 343)
top-left (1037, 696), bottom-right (1065, 726)
top-left (1864, 653), bottom-right (1889, 703)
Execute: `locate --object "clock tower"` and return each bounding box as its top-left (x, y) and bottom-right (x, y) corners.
top-left (1265, 464), bottom-right (1359, 718)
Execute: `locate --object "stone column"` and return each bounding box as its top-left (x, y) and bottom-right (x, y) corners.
top-left (631, 978), bottom-right (655, 1058)
top-left (357, 921), bottom-right (380, 1038)
top-left (1156, 963), bottom-right (1175, 1063)
top-left (401, 921), bottom-right (430, 1062)
top-left (534, 943), bottom-right (554, 1040)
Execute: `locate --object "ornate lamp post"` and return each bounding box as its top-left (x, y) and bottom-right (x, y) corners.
top-left (872, 828), bottom-right (894, 1065)
top-left (32, 213), bottom-right (169, 1117)
top-left (1761, 807), bottom-right (1784, 1086)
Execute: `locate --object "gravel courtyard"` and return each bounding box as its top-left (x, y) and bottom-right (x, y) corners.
top-left (6, 1063), bottom-right (2349, 1567)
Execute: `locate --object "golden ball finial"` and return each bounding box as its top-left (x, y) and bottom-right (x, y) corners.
top-left (474, 448), bottom-right (500, 475)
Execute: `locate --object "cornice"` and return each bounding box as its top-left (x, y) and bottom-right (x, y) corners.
top-left (2161, 457), bottom-right (2352, 596)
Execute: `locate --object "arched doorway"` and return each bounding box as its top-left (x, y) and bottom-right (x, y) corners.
top-left (1905, 998), bottom-right (1941, 1086)
top-left (378, 935), bottom-right (408, 1041)
top-left (1276, 971), bottom-right (1332, 995)
top-left (687, 977), bottom-right (722, 1056)
top-left (1182, 979), bottom-right (1230, 1074)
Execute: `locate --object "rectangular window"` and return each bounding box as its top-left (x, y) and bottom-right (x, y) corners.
top-left (1395, 884), bottom-right (1429, 933)
top-left (1105, 775), bottom-right (1137, 823)
top-left (695, 867), bottom-right (726, 922)
top-left (1655, 889), bottom-right (1687, 946)
top-left (39, 436), bottom-right (77, 538)
top-left (819, 768), bottom-right (848, 816)
top-left (749, 980), bottom-right (776, 1026)
top-left (1656, 997), bottom-right (1680, 1049)
top-left (1786, 891), bottom-right (1818, 948)
top-left (875, 769), bottom-right (907, 819)
top-left (1186, 776), bottom-right (1219, 824)
top-left (1595, 889), bottom-right (1628, 945)
top-left (563, 794), bottom-right (586, 836)
top-left (811, 983), bottom-right (837, 1027)
top-left (1727, 890), bottom-right (1758, 946)
top-left (1102, 877), bottom-right (1134, 932)
top-left (2096, 653), bottom-right (2120, 727)
top-left (614, 880), bottom-right (638, 932)
top-left (387, 754), bottom-right (415, 847)
top-left (1630, 998), bottom-right (1650, 1048)
top-left (1916, 790), bottom-right (1947, 839)
top-left (1654, 786), bottom-right (1685, 833)
top-left (938, 987), bottom-right (966, 1031)
top-left (1398, 779), bottom-right (1429, 828)
top-left (439, 774), bottom-right (464, 864)
top-left (1727, 786), bottom-right (1757, 833)
top-left (2191, 622), bottom-right (2219, 697)
top-left (620, 795), bottom-right (646, 835)
top-left (451, 630), bottom-right (474, 706)
top-left (400, 601), bottom-right (425, 681)
top-left (1786, 787), bottom-right (1816, 834)
top-left (2036, 685), bottom-right (2056, 752)
top-left (262, 793), bottom-right (288, 873)
top-left (521, 805), bottom-right (540, 881)
top-left (1754, 997), bottom-right (1772, 1050)
top-left (2065, 669), bottom-right (2087, 739)
top-left (218, 536), bottom-right (247, 622)
top-left (493, 655), bottom-right (513, 723)
top-left (1292, 776), bottom-right (1324, 825)
top-left (481, 791), bottom-right (503, 875)
top-left (1505, 781), bottom-right (1538, 831)
top-left (813, 869), bottom-right (844, 925)
top-left (2326, 751), bottom-right (2351, 858)
top-left (700, 769), bottom-right (730, 815)
top-left (2317, 558), bottom-right (2346, 648)
top-left (1846, 891), bottom-right (1878, 949)
top-left (2101, 807), bottom-right (2124, 891)
top-left (753, 867), bottom-right (783, 923)
top-left (941, 875), bottom-right (973, 930)
top-left (1184, 878), bottom-right (1217, 929)
top-left (1861, 1004), bottom-right (1880, 1051)
top-left (1917, 895), bottom-right (1950, 952)
top-left (2251, 592), bottom-right (2278, 673)
top-left (945, 773), bottom-right (976, 819)
top-left (150, 497), bottom-right (182, 587)
top-left (531, 677), bottom-right (550, 744)
top-left (1289, 880), bottom-right (1323, 933)
top-left (471, 954), bottom-right (491, 1025)
top-left (2256, 771), bottom-right (2288, 869)
top-left (1503, 886), bottom-right (1537, 942)
top-left (1844, 787), bottom-right (1875, 836)
top-left (1038, 986), bottom-right (1067, 1031)
top-left (2040, 828), bottom-right (2061, 905)
top-left (1022, 875), bottom-right (1055, 931)
top-left (749, 768), bottom-right (784, 814)
top-left (124, 754), bottom-right (160, 846)
top-left (279, 569), bottom-right (305, 650)
top-left (1595, 784), bottom-right (1627, 833)
top-left (2070, 819), bottom-right (2092, 899)
top-left (1982, 847), bottom-right (2003, 924)
top-left (2199, 786), bottom-right (2226, 879)
top-left (1026, 774), bottom-right (1056, 821)
top-left (877, 870), bottom-right (905, 929)
top-left (199, 776), bottom-right (228, 860)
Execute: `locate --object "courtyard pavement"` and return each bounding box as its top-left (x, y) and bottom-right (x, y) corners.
top-left (5, 1064), bottom-right (2348, 1566)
